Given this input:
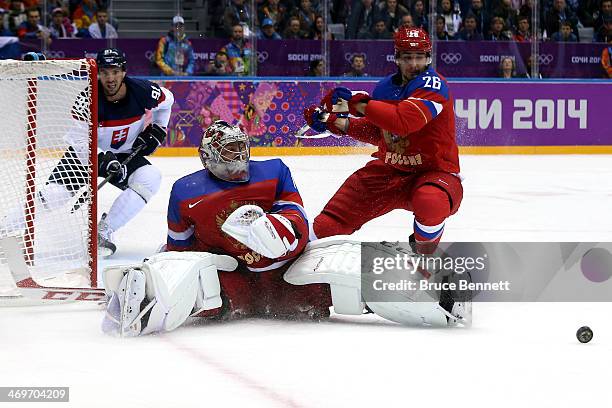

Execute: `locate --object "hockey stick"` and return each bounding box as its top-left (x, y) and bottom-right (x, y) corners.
top-left (97, 144), bottom-right (145, 191)
top-left (67, 145), bottom-right (147, 214)
top-left (294, 123), bottom-right (341, 140)
top-left (0, 236), bottom-right (106, 302)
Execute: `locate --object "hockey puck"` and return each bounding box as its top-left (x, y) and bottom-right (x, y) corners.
top-left (576, 326), bottom-right (593, 343)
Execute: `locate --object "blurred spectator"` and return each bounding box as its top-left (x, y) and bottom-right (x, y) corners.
top-left (379, 0), bottom-right (409, 32)
top-left (72, 0), bottom-right (98, 37)
top-left (412, 0), bottom-right (429, 32)
top-left (223, 0), bottom-right (252, 37)
top-left (346, 0), bottom-right (379, 39)
top-left (435, 14), bottom-right (454, 38)
top-left (331, 0), bottom-right (351, 25)
top-left (8, 0), bottom-right (26, 33)
top-left (283, 15), bottom-right (307, 38)
top-left (518, 0), bottom-right (533, 22)
top-left (486, 16), bottom-right (512, 39)
top-left (594, 15), bottom-right (611, 42)
top-left (155, 16), bottom-right (195, 76)
top-left (544, 0), bottom-right (578, 39)
top-left (492, 0), bottom-right (518, 31)
top-left (372, 16), bottom-right (393, 38)
top-left (0, 9), bottom-right (13, 36)
top-left (257, 17), bottom-right (282, 39)
top-left (307, 58), bottom-right (324, 76)
top-left (457, 13), bottom-right (484, 39)
top-left (499, 57), bottom-right (517, 78)
top-left (552, 20), bottom-right (578, 40)
top-left (438, 0), bottom-right (462, 36)
top-left (601, 38), bottom-right (611, 77)
top-left (88, 8), bottom-right (117, 38)
top-left (294, 0), bottom-right (316, 34)
top-left (220, 23), bottom-right (252, 75)
top-left (343, 54), bottom-right (369, 76)
top-left (205, 51), bottom-right (233, 75)
top-left (48, 7), bottom-right (75, 38)
top-left (594, 0), bottom-right (612, 36)
top-left (308, 14), bottom-right (333, 39)
top-left (519, 55), bottom-right (543, 78)
top-left (258, 0), bottom-right (288, 33)
top-left (400, 13), bottom-right (414, 28)
top-left (513, 14), bottom-right (532, 41)
top-left (468, 0), bottom-right (489, 34)
top-left (17, 8), bottom-right (51, 44)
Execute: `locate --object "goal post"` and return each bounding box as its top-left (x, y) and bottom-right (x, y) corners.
top-left (0, 58), bottom-right (98, 296)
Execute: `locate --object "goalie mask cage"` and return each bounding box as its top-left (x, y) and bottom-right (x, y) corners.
top-left (0, 58), bottom-right (98, 297)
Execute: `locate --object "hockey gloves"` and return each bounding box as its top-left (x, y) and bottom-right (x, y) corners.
top-left (303, 106), bottom-right (346, 134)
top-left (133, 123), bottom-right (167, 156)
top-left (321, 87), bottom-right (370, 117)
top-left (98, 151), bottom-right (127, 183)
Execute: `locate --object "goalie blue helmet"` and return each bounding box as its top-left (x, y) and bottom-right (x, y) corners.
top-left (199, 120), bottom-right (250, 183)
top-left (96, 48), bottom-right (127, 71)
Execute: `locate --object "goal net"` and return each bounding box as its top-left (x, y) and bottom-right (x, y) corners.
top-left (0, 58), bottom-right (97, 298)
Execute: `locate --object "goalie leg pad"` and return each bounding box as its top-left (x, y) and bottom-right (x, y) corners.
top-left (102, 268), bottom-right (149, 337)
top-left (285, 238), bottom-right (459, 326)
top-left (102, 252), bottom-right (238, 336)
top-left (284, 237), bottom-right (365, 315)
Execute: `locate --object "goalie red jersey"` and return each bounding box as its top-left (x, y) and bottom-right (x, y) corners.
top-left (166, 159), bottom-right (308, 272)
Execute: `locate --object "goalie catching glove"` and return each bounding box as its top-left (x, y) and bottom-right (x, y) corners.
top-left (221, 204), bottom-right (298, 259)
top-left (98, 151), bottom-right (127, 183)
top-left (133, 123), bottom-right (167, 156)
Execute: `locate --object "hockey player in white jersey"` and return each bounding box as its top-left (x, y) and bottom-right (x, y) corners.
top-left (51, 48), bottom-right (174, 257)
top-left (90, 48), bottom-right (174, 256)
top-left (0, 48), bottom-right (174, 258)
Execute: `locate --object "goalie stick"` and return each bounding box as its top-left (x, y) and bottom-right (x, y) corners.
top-left (0, 236), bottom-right (106, 302)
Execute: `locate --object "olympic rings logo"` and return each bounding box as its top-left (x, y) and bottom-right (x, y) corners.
top-left (440, 52), bottom-right (462, 64)
top-left (45, 50), bottom-right (65, 58)
top-left (145, 50), bottom-right (155, 61)
top-left (257, 51), bottom-right (269, 63)
top-left (538, 54), bottom-right (554, 65)
top-left (344, 52), bottom-right (366, 63)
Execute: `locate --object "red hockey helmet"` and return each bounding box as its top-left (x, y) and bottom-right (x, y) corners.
top-left (394, 27), bottom-right (432, 54)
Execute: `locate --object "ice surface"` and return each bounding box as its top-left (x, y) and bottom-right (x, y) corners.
top-left (2, 154), bottom-right (611, 408)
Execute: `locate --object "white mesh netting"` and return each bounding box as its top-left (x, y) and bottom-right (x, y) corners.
top-left (0, 59), bottom-right (96, 296)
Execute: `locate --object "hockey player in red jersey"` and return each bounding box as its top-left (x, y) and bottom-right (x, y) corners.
top-left (303, 27), bottom-right (462, 254)
top-left (101, 120), bottom-right (470, 337)
top-left (163, 120), bottom-right (331, 320)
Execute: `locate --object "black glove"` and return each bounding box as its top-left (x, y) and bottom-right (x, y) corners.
top-left (98, 151), bottom-right (127, 183)
top-left (133, 124), bottom-right (167, 156)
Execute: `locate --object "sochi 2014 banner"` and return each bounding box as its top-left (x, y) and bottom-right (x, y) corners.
top-left (154, 79), bottom-right (611, 149)
top-left (40, 39), bottom-right (610, 79)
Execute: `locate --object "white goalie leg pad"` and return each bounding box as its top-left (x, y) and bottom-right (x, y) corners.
top-left (285, 238), bottom-right (454, 326)
top-left (102, 267), bottom-right (149, 337)
top-left (102, 252), bottom-right (238, 336)
top-left (284, 236), bottom-right (365, 315)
